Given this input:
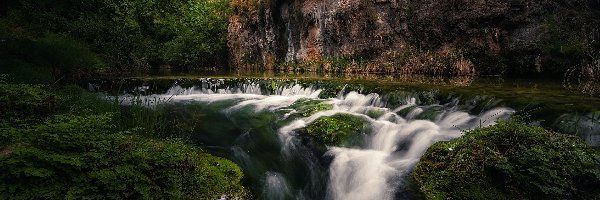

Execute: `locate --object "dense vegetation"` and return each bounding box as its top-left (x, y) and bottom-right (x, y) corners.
top-left (1, 0), bottom-right (599, 198)
top-left (0, 76), bottom-right (247, 199)
top-left (0, 0), bottom-right (230, 80)
top-left (412, 120), bottom-right (600, 200)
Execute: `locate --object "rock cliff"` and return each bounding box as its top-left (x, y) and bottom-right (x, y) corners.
top-left (228, 0), bottom-right (599, 76)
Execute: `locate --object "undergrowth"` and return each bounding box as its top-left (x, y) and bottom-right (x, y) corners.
top-left (0, 75), bottom-right (247, 199)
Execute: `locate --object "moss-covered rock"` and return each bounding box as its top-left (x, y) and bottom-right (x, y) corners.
top-left (288, 98), bottom-right (334, 118)
top-left (412, 120), bottom-right (600, 200)
top-left (385, 91), bottom-right (414, 108)
top-left (416, 106), bottom-right (444, 121)
top-left (366, 109), bottom-right (386, 119)
top-left (305, 114), bottom-right (368, 146)
top-left (396, 106), bottom-right (418, 118)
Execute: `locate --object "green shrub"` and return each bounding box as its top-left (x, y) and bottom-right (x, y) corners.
top-left (305, 114), bottom-right (369, 146)
top-left (34, 34), bottom-right (105, 78)
top-left (54, 85), bottom-right (119, 116)
top-left (0, 114), bottom-right (246, 199)
top-left (0, 60), bottom-right (54, 84)
top-left (1, 0), bottom-right (231, 72)
top-left (0, 82), bottom-right (55, 123)
top-left (0, 33), bottom-right (104, 81)
top-left (412, 120), bottom-right (600, 200)
top-left (538, 13), bottom-right (595, 76)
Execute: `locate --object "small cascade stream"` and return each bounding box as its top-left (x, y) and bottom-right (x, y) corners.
top-left (98, 78), bottom-right (569, 199)
top-left (276, 91), bottom-right (512, 200)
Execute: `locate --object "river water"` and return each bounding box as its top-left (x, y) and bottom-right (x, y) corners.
top-left (90, 76), bottom-right (600, 199)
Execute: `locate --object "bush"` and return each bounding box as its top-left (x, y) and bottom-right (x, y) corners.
top-left (0, 33), bottom-right (104, 81)
top-left (0, 81), bottom-right (55, 123)
top-left (35, 34), bottom-right (105, 78)
top-left (412, 120), bottom-right (600, 200)
top-left (0, 114), bottom-right (246, 199)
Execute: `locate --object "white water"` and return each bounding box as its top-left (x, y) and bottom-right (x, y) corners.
top-left (277, 91), bottom-right (513, 200)
top-left (263, 172), bottom-right (291, 199)
top-left (112, 81), bottom-right (514, 200)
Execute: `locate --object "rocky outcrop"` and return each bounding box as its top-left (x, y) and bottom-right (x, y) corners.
top-left (228, 0), bottom-right (599, 76)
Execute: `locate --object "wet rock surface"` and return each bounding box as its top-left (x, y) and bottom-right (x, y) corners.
top-left (228, 0), bottom-right (599, 76)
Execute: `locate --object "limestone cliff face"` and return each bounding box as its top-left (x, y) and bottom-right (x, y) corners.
top-left (228, 0), bottom-right (409, 70)
top-left (228, 0), bottom-right (598, 75)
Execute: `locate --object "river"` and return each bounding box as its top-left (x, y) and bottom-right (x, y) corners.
top-left (88, 74), bottom-right (600, 199)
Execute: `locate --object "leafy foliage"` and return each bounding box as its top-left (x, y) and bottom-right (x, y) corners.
top-left (0, 82), bottom-right (55, 123)
top-left (412, 120), bottom-right (600, 200)
top-left (0, 0), bottom-right (231, 73)
top-left (0, 76), bottom-right (247, 199)
top-left (0, 113), bottom-right (246, 199)
top-left (539, 14), bottom-right (592, 76)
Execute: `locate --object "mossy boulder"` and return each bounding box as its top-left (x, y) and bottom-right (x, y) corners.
top-left (366, 109), bottom-right (386, 119)
top-left (285, 98), bottom-right (334, 119)
top-left (412, 120), bottom-right (600, 200)
top-left (396, 106), bottom-right (418, 118)
top-left (305, 114), bottom-right (369, 146)
top-left (416, 106), bottom-right (444, 121)
top-left (385, 91), bottom-right (414, 108)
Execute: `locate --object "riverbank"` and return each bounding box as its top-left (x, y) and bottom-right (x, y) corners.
top-left (0, 75), bottom-right (247, 199)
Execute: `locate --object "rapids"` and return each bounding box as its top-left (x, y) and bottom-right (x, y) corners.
top-left (105, 78), bottom-right (519, 199)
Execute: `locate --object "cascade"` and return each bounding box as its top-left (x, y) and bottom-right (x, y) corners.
top-left (107, 79), bottom-right (514, 199)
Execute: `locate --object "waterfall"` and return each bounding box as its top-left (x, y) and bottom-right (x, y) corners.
top-left (108, 79), bottom-right (514, 199)
top-left (263, 172), bottom-right (291, 199)
top-left (277, 91), bottom-right (513, 200)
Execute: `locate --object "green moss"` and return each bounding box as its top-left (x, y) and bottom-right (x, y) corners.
top-left (288, 98), bottom-right (334, 117)
top-left (413, 120), bottom-right (600, 200)
top-left (416, 106), bottom-right (444, 120)
top-left (366, 109), bottom-right (386, 119)
top-left (315, 82), bottom-right (373, 99)
top-left (396, 106), bottom-right (417, 117)
top-left (0, 114), bottom-right (247, 199)
top-left (385, 91), bottom-right (413, 108)
top-left (305, 114), bottom-right (368, 146)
